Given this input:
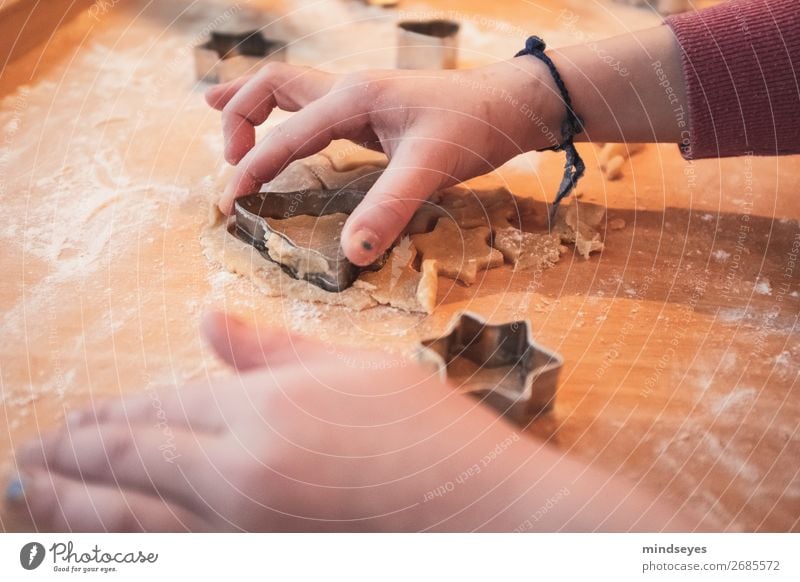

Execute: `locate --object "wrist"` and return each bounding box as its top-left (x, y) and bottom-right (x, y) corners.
top-left (507, 55), bottom-right (570, 152)
top-left (548, 26), bottom-right (687, 143)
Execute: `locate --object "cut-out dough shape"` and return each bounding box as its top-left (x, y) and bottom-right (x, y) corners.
top-left (604, 155), bottom-right (625, 181)
top-left (598, 142), bottom-right (645, 181)
top-left (405, 202), bottom-right (447, 235)
top-left (608, 218), bottom-right (626, 231)
top-left (265, 213), bottom-right (348, 280)
top-left (554, 201), bottom-right (606, 259)
top-left (357, 238), bottom-right (439, 313)
top-left (412, 218), bottom-right (504, 285)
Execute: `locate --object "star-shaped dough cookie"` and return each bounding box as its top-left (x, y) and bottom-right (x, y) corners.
top-left (411, 218), bottom-right (503, 285)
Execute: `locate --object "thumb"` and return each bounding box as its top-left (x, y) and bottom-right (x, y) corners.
top-left (201, 312), bottom-right (322, 371)
top-left (341, 140), bottom-right (448, 266)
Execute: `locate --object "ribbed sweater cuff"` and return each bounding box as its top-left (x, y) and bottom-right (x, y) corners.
top-left (665, 0), bottom-right (800, 159)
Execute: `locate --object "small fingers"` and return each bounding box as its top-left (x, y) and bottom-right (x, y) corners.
top-left (218, 63), bottom-right (337, 164)
top-left (342, 139), bottom-right (449, 265)
top-left (219, 93), bottom-right (369, 213)
top-left (8, 468), bottom-right (210, 532)
top-left (205, 74), bottom-right (253, 110)
top-left (15, 424), bottom-right (226, 516)
top-left (64, 378), bottom-right (228, 434)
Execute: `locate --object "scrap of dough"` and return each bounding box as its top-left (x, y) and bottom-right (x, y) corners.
top-left (569, 200), bottom-right (606, 228)
top-left (604, 155), bottom-right (625, 181)
top-left (412, 219), bottom-right (503, 285)
top-left (416, 260), bottom-right (439, 313)
top-left (493, 227), bottom-right (562, 271)
top-left (357, 238), bottom-right (439, 313)
top-left (554, 201), bottom-right (606, 259)
top-left (264, 213), bottom-right (348, 279)
top-left (493, 227), bottom-right (523, 263)
top-left (598, 142), bottom-right (645, 168)
top-left (598, 142), bottom-right (645, 180)
top-left (608, 218), bottom-right (627, 231)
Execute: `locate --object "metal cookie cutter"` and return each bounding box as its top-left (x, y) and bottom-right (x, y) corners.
top-left (396, 19), bottom-right (460, 69)
top-left (194, 29), bottom-right (287, 84)
top-left (416, 312), bottom-right (563, 422)
top-left (232, 189), bottom-right (384, 292)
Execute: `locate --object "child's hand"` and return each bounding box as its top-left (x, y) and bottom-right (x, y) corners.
top-left (205, 60), bottom-right (565, 265)
top-left (8, 313), bottom-right (693, 532)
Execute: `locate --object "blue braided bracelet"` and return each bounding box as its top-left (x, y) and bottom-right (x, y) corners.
top-left (516, 36), bottom-right (585, 219)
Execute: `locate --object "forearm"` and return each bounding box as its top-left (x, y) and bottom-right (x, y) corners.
top-left (546, 0), bottom-right (800, 157)
top-left (547, 25), bottom-right (687, 144)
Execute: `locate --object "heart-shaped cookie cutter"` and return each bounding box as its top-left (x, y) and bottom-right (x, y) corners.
top-left (232, 189), bottom-right (385, 292)
top-left (416, 312), bottom-right (563, 422)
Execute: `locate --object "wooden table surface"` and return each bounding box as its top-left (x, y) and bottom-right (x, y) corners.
top-left (0, 0), bottom-right (797, 532)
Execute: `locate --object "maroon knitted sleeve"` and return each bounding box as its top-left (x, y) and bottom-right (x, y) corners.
top-left (665, 0), bottom-right (800, 159)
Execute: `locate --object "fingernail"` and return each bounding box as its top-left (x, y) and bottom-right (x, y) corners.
top-left (348, 227), bottom-right (381, 266)
top-left (5, 475), bottom-right (24, 503)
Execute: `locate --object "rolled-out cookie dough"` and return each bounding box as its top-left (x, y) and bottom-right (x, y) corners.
top-left (598, 142), bottom-right (646, 181)
top-left (265, 213), bottom-right (348, 280)
top-left (201, 148), bottom-right (436, 312)
top-left (201, 205), bottom-right (378, 310)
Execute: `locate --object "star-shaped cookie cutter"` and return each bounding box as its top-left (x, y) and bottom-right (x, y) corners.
top-left (194, 29), bottom-right (287, 84)
top-left (231, 189), bottom-right (386, 292)
top-left (416, 312), bottom-right (563, 422)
